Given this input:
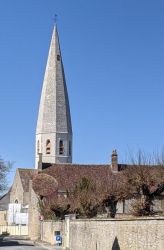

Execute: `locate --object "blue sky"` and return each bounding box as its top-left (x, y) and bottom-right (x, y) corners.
top-left (0, 0), bottom-right (164, 185)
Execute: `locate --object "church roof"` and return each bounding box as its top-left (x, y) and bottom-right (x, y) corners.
top-left (42, 164), bottom-right (113, 191)
top-left (36, 25), bottom-right (72, 135)
top-left (0, 191), bottom-right (10, 210)
top-left (35, 163), bottom-right (164, 195)
top-left (18, 168), bottom-right (37, 192)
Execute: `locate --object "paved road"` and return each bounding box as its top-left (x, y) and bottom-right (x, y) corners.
top-left (0, 237), bottom-right (49, 250)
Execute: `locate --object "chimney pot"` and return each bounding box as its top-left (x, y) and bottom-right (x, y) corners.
top-left (111, 149), bottom-right (118, 172)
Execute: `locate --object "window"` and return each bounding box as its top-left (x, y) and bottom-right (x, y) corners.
top-left (59, 140), bottom-right (64, 155)
top-left (15, 199), bottom-right (18, 204)
top-left (37, 140), bottom-right (40, 154)
top-left (55, 231), bottom-right (60, 236)
top-left (46, 140), bottom-right (51, 154)
top-left (57, 55), bottom-right (61, 61)
top-left (69, 141), bottom-right (71, 156)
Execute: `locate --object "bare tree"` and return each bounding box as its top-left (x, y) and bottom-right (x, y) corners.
top-left (100, 173), bottom-right (131, 218)
top-left (69, 176), bottom-right (103, 218)
top-left (34, 174), bottom-right (131, 219)
top-left (123, 151), bottom-right (164, 216)
top-left (0, 156), bottom-right (11, 194)
top-left (32, 173), bottom-right (58, 198)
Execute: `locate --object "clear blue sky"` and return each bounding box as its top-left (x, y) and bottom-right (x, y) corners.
top-left (0, 0), bottom-right (164, 184)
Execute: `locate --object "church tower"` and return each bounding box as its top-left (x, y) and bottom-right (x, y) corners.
top-left (35, 25), bottom-right (72, 168)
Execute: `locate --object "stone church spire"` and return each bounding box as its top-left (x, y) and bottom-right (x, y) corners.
top-left (35, 25), bottom-right (72, 168)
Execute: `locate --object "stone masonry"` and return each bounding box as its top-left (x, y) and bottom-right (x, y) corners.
top-left (69, 218), bottom-right (164, 250)
top-left (41, 217), bottom-right (164, 250)
top-left (28, 180), bottom-right (41, 240)
top-left (10, 169), bottom-right (24, 204)
top-left (35, 25), bottom-right (72, 168)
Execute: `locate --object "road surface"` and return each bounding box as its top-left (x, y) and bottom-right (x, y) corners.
top-left (0, 236), bottom-right (52, 250)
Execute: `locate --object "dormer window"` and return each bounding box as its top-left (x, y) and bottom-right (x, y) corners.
top-left (57, 55), bottom-right (60, 61)
top-left (59, 140), bottom-right (64, 155)
top-left (46, 140), bottom-right (51, 154)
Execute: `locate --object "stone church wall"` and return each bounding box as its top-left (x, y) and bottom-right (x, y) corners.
top-left (23, 192), bottom-right (30, 205)
top-left (118, 198), bottom-right (164, 214)
top-left (28, 180), bottom-right (40, 240)
top-left (10, 170), bottom-right (24, 204)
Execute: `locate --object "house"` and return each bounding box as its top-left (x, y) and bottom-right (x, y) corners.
top-left (0, 169), bottom-right (36, 225)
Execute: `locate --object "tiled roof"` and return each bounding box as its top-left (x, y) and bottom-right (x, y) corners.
top-left (0, 192), bottom-right (10, 210)
top-left (42, 164), bottom-right (113, 191)
top-left (18, 168), bottom-right (37, 192)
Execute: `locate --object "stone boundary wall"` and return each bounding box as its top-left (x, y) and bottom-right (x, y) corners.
top-left (41, 221), bottom-right (64, 245)
top-left (69, 217), bottom-right (164, 250)
top-left (41, 217), bottom-right (164, 250)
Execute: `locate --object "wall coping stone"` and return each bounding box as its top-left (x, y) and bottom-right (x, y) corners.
top-left (42, 216), bottom-right (164, 223)
top-left (69, 216), bottom-right (164, 222)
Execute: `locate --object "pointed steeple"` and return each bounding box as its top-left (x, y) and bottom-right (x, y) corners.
top-left (35, 25), bottom-right (72, 168)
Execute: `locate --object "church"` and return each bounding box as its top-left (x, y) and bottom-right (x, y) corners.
top-left (0, 24), bottom-right (163, 229)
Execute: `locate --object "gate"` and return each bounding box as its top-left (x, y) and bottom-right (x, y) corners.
top-left (0, 225), bottom-right (28, 236)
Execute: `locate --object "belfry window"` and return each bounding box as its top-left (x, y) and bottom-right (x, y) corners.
top-left (46, 140), bottom-right (51, 154)
top-left (59, 140), bottom-right (64, 155)
top-left (37, 140), bottom-right (40, 154)
top-left (69, 141), bottom-right (71, 156)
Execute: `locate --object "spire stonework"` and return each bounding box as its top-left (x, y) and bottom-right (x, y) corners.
top-left (35, 26), bottom-right (72, 168)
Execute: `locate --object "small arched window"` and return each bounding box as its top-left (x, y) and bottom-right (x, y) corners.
top-left (59, 140), bottom-right (64, 155)
top-left (46, 140), bottom-right (51, 154)
top-left (15, 199), bottom-right (18, 204)
top-left (37, 140), bottom-right (40, 154)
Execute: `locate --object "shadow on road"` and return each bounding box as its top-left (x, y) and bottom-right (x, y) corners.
top-left (0, 236), bottom-right (34, 247)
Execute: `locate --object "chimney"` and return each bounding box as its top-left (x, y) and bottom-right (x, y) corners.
top-left (38, 153), bottom-right (43, 170)
top-left (111, 150), bottom-right (118, 172)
